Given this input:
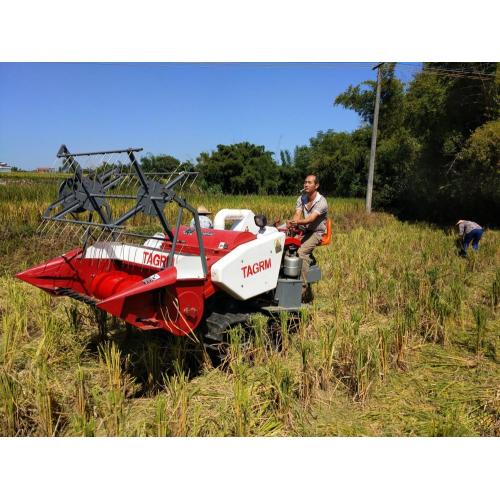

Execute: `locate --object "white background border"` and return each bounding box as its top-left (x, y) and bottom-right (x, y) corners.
top-left (1, 0), bottom-right (498, 61)
top-left (1, 1), bottom-right (497, 498)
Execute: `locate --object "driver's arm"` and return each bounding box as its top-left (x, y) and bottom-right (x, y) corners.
top-left (292, 208), bottom-right (302, 223)
top-left (290, 209), bottom-right (320, 227)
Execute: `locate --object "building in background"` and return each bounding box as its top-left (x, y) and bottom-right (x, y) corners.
top-left (0, 162), bottom-right (13, 173)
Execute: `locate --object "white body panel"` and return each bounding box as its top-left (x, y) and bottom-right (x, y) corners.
top-left (211, 231), bottom-right (285, 300)
top-left (213, 208), bottom-right (279, 237)
top-left (213, 209), bottom-right (260, 233)
top-left (143, 232), bottom-right (165, 249)
top-left (256, 225), bottom-right (279, 237)
top-left (84, 242), bottom-right (205, 279)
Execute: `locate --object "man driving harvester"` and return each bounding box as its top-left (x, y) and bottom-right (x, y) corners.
top-left (287, 174), bottom-right (328, 300)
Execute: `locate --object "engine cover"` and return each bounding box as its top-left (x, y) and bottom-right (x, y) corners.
top-left (210, 232), bottom-right (285, 300)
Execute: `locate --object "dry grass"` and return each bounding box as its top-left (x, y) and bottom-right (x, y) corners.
top-left (0, 173), bottom-right (498, 436)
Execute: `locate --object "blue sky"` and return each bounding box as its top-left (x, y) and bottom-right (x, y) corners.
top-left (0, 63), bottom-right (420, 170)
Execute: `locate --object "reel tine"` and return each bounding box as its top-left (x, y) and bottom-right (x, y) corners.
top-left (58, 221), bottom-right (71, 240)
top-left (72, 223), bottom-right (83, 244)
top-left (45, 219), bottom-right (58, 239)
top-left (189, 171), bottom-right (199, 189)
top-left (122, 174), bottom-right (131, 190)
top-left (122, 171), bottom-right (133, 190)
top-left (94, 227), bottom-right (106, 271)
top-left (117, 171), bottom-right (128, 189)
top-left (180, 174), bottom-right (189, 190)
top-left (102, 152), bottom-right (112, 172)
top-left (164, 166), bottom-right (178, 186)
top-left (36, 218), bottom-right (48, 235)
top-left (130, 174), bottom-right (140, 190)
top-left (40, 219), bottom-right (56, 240)
top-left (67, 222), bottom-right (79, 245)
top-left (64, 223), bottom-right (72, 240)
top-left (81, 225), bottom-right (91, 247)
top-left (81, 154), bottom-right (90, 173)
top-left (66, 223), bottom-right (77, 244)
top-left (87, 227), bottom-right (97, 245)
top-left (94, 227), bottom-right (104, 244)
top-left (41, 220), bottom-right (52, 242)
top-left (119, 163), bottom-right (128, 184)
top-left (127, 241), bottom-right (132, 269)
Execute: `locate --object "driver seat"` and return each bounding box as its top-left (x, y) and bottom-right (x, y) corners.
top-left (319, 219), bottom-right (332, 246)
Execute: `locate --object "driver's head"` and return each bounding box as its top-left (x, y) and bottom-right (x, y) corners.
top-left (303, 174), bottom-right (319, 194)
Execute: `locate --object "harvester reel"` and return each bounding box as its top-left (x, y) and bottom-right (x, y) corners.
top-left (137, 179), bottom-right (166, 216)
top-left (57, 175), bottom-right (110, 215)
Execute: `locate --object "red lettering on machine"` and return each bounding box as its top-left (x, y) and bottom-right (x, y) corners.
top-left (143, 251), bottom-right (168, 268)
top-left (241, 258), bottom-right (271, 278)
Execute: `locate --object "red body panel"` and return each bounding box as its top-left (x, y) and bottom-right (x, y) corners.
top-left (16, 228), bottom-right (257, 336)
top-left (284, 236), bottom-right (302, 247)
top-left (159, 226), bottom-right (255, 255)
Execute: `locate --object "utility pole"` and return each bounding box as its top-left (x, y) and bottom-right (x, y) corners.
top-left (366, 62), bottom-right (383, 214)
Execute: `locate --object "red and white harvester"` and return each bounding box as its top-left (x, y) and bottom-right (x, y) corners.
top-left (17, 146), bottom-right (327, 349)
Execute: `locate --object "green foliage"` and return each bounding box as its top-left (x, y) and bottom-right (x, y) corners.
top-left (331, 62), bottom-right (500, 224)
top-left (193, 142), bottom-right (318, 196)
top-left (335, 63), bottom-right (406, 135)
top-left (308, 127), bottom-right (370, 196)
top-left (293, 145), bottom-right (313, 173)
top-left (196, 142), bottom-right (278, 194)
top-left (280, 149), bottom-right (292, 167)
top-left (298, 63), bottom-right (418, 203)
top-left (459, 120), bottom-right (500, 167)
top-left (196, 142), bottom-right (304, 195)
top-left (451, 120), bottom-right (500, 217)
top-left (141, 153), bottom-right (181, 173)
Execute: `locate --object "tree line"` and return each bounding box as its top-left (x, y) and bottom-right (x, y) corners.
top-left (141, 62), bottom-right (498, 224)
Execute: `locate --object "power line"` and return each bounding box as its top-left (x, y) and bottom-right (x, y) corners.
top-left (397, 63), bottom-right (497, 80)
top-left (399, 62), bottom-right (495, 76)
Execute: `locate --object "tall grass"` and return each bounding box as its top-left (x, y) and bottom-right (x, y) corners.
top-left (0, 176), bottom-right (499, 436)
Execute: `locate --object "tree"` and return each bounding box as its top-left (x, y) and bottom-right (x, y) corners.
top-left (333, 64), bottom-right (414, 203)
top-left (333, 62), bottom-right (499, 224)
top-left (307, 128), bottom-right (371, 197)
top-left (293, 145), bottom-right (313, 174)
top-left (276, 148), bottom-right (311, 194)
top-left (196, 142), bottom-right (279, 194)
top-left (398, 62), bottom-right (499, 222)
top-left (141, 154), bottom-right (181, 173)
top-left (449, 119), bottom-right (500, 220)
top-left (280, 149), bottom-right (292, 167)
top-left (334, 63), bottom-right (406, 136)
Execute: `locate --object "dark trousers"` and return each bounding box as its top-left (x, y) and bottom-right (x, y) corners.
top-left (463, 228), bottom-right (484, 252)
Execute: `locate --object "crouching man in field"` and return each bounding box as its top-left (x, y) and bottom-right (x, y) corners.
top-left (287, 174), bottom-right (328, 300)
top-left (456, 219), bottom-right (484, 256)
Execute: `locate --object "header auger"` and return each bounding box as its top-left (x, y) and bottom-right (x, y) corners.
top-left (17, 145), bottom-right (325, 356)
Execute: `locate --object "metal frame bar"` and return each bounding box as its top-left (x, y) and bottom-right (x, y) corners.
top-left (127, 150), bottom-right (175, 241)
top-left (57, 146), bottom-right (143, 157)
top-left (44, 144), bottom-right (208, 278)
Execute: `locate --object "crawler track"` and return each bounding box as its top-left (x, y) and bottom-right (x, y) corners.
top-left (201, 310), bottom-right (253, 364)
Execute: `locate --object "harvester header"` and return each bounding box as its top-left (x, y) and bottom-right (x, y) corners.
top-left (17, 145), bottom-right (326, 354)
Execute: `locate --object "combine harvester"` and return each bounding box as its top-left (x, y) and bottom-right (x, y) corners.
top-left (17, 146), bottom-right (330, 354)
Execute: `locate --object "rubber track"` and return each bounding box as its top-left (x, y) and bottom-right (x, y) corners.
top-left (204, 311), bottom-right (251, 343)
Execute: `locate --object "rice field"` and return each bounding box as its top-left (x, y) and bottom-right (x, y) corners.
top-left (0, 173), bottom-right (498, 436)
